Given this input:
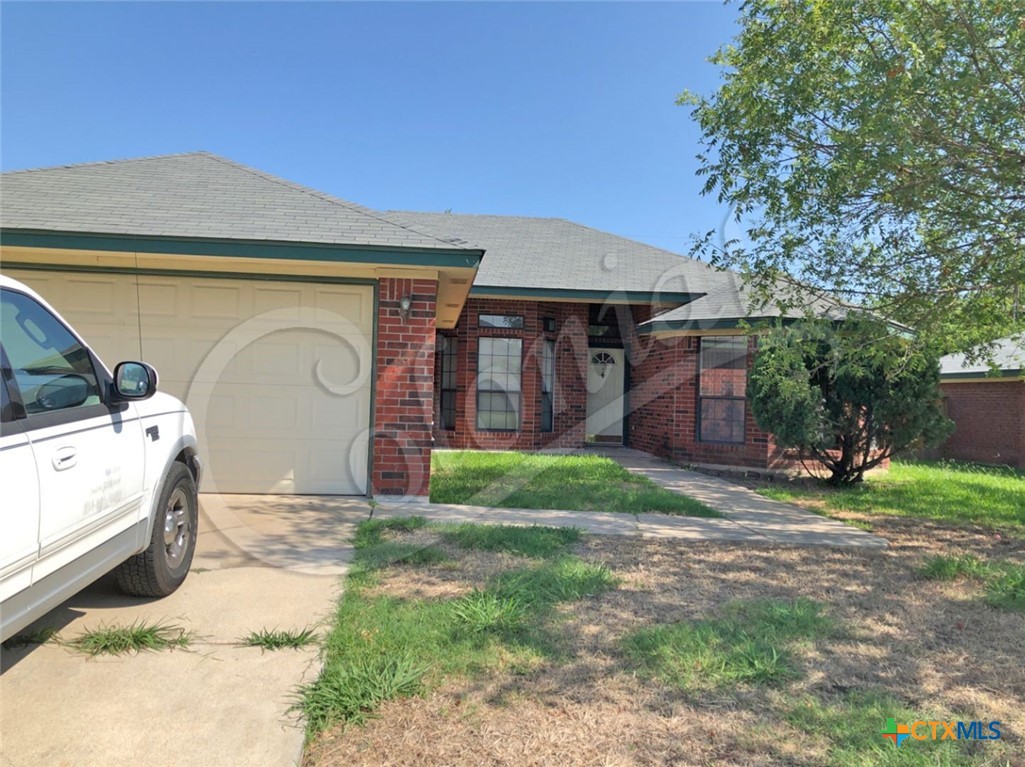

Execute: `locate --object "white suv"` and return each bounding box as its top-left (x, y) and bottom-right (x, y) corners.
top-left (1, 274), bottom-right (201, 643)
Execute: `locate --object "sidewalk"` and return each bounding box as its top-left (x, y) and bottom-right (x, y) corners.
top-left (374, 450), bottom-right (887, 548)
top-left (595, 446), bottom-right (887, 548)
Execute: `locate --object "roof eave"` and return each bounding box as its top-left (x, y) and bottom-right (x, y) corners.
top-left (468, 285), bottom-right (703, 304)
top-left (0, 228), bottom-right (484, 269)
top-left (940, 369), bottom-right (1023, 381)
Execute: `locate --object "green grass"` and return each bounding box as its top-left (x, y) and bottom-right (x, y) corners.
top-left (242, 627), bottom-right (319, 650)
top-left (353, 541), bottom-right (449, 573)
top-left (301, 654), bottom-right (427, 730)
top-left (451, 591), bottom-right (527, 634)
top-left (436, 522), bottom-right (581, 557)
top-left (785, 691), bottom-right (974, 767)
top-left (348, 516), bottom-right (447, 580)
top-left (919, 553), bottom-right (992, 580)
top-left (622, 598), bottom-right (833, 689)
top-left (984, 564), bottom-right (1025, 611)
top-left (296, 518), bottom-right (618, 736)
top-left (919, 554), bottom-right (1025, 611)
top-left (430, 450), bottom-right (721, 517)
top-left (758, 460), bottom-right (1025, 530)
top-left (354, 516), bottom-right (428, 548)
top-left (489, 557), bottom-right (618, 607)
top-left (64, 620), bottom-right (192, 656)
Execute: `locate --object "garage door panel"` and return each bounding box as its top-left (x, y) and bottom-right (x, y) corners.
top-left (4, 269), bottom-right (374, 494)
top-left (205, 442), bottom-right (301, 495)
top-left (192, 284), bottom-right (243, 318)
top-left (313, 340), bottom-right (366, 387)
top-left (138, 281), bottom-right (179, 315)
top-left (314, 391), bottom-right (371, 430)
top-left (204, 384), bottom-right (301, 432)
top-left (253, 286), bottom-right (304, 313)
top-left (206, 437), bottom-right (365, 495)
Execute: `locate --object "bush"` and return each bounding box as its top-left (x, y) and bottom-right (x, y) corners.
top-left (749, 317), bottom-right (952, 484)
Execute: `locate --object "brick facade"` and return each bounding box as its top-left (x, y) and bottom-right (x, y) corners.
top-left (371, 277), bottom-right (437, 497)
top-left (627, 333), bottom-right (775, 467)
top-left (433, 297), bottom-right (590, 450)
top-left (431, 298), bottom-right (784, 469)
top-left (938, 380), bottom-right (1025, 469)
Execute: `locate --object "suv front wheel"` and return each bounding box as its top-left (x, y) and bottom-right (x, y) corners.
top-left (115, 462), bottom-right (198, 597)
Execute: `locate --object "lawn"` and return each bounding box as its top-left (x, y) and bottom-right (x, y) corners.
top-left (429, 450), bottom-right (719, 517)
top-left (301, 516), bottom-right (1024, 766)
top-left (757, 460), bottom-right (1025, 531)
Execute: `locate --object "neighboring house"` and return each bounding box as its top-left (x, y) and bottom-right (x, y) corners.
top-left (937, 337), bottom-right (1025, 469)
top-left (0, 152), bottom-right (823, 499)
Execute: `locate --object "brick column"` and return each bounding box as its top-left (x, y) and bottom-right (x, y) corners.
top-left (372, 277), bottom-right (437, 498)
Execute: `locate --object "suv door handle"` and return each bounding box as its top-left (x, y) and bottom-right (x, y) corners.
top-left (52, 446), bottom-right (78, 471)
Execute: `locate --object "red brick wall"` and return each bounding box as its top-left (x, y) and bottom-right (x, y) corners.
top-left (939, 380), bottom-right (1025, 468)
top-left (372, 278), bottom-right (437, 497)
top-left (434, 298), bottom-right (589, 450)
top-left (434, 302), bottom-right (779, 469)
top-left (627, 333), bottom-right (773, 467)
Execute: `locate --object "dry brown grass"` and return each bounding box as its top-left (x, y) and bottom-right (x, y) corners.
top-left (304, 518), bottom-right (1025, 767)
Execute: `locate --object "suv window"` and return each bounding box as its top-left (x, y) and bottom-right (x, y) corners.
top-left (0, 289), bottom-right (102, 416)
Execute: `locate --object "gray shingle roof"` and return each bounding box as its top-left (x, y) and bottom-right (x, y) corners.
top-left (385, 211), bottom-right (722, 297)
top-left (940, 336), bottom-right (1024, 377)
top-left (637, 277), bottom-right (848, 331)
top-left (1, 152), bottom-right (473, 252)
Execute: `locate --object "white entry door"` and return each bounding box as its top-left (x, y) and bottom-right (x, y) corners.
top-left (585, 347), bottom-right (625, 442)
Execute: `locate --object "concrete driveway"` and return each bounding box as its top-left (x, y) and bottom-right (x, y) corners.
top-left (0, 495), bottom-right (369, 767)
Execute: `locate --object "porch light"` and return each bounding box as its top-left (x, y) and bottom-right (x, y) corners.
top-left (399, 295), bottom-right (412, 322)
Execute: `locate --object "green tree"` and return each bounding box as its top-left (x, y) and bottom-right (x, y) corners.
top-left (748, 318), bottom-right (952, 484)
top-left (684, 0), bottom-right (1025, 353)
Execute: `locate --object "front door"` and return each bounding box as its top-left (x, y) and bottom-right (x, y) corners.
top-left (585, 348), bottom-right (625, 443)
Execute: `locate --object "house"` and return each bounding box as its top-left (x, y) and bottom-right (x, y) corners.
top-left (936, 337), bottom-right (1024, 469)
top-left (0, 152), bottom-right (817, 499)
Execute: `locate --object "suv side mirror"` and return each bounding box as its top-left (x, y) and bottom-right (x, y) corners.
top-left (112, 361), bottom-right (158, 401)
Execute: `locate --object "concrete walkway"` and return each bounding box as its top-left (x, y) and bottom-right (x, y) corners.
top-left (373, 448), bottom-right (887, 549)
top-left (593, 446), bottom-right (887, 548)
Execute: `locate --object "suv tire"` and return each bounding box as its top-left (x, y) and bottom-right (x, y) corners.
top-left (115, 462), bottom-right (198, 597)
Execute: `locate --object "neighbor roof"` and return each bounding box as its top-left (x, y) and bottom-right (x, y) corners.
top-left (386, 211), bottom-right (718, 302)
top-left (0, 152), bottom-right (476, 254)
top-left (940, 336), bottom-right (1024, 379)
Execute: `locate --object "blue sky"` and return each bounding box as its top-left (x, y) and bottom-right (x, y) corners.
top-left (1, 2), bottom-right (739, 253)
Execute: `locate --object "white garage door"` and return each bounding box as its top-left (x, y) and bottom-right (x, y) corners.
top-left (6, 270), bottom-right (374, 495)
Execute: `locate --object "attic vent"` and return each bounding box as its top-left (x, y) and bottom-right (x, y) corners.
top-left (445, 303), bottom-right (460, 308)
top-left (449, 278), bottom-right (469, 285)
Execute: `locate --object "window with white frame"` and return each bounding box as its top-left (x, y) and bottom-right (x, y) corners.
top-left (541, 339), bottom-right (555, 432)
top-left (438, 336), bottom-right (457, 430)
top-left (476, 337), bottom-right (522, 431)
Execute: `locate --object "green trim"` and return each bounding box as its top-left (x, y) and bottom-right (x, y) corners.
top-left (638, 316), bottom-right (783, 334)
top-left (367, 284), bottom-right (379, 498)
top-left (638, 315), bottom-right (912, 337)
top-left (940, 369), bottom-right (1023, 381)
top-left (469, 285), bottom-right (702, 303)
top-left (1, 229), bottom-right (484, 269)
top-left (2, 261), bottom-right (378, 286)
